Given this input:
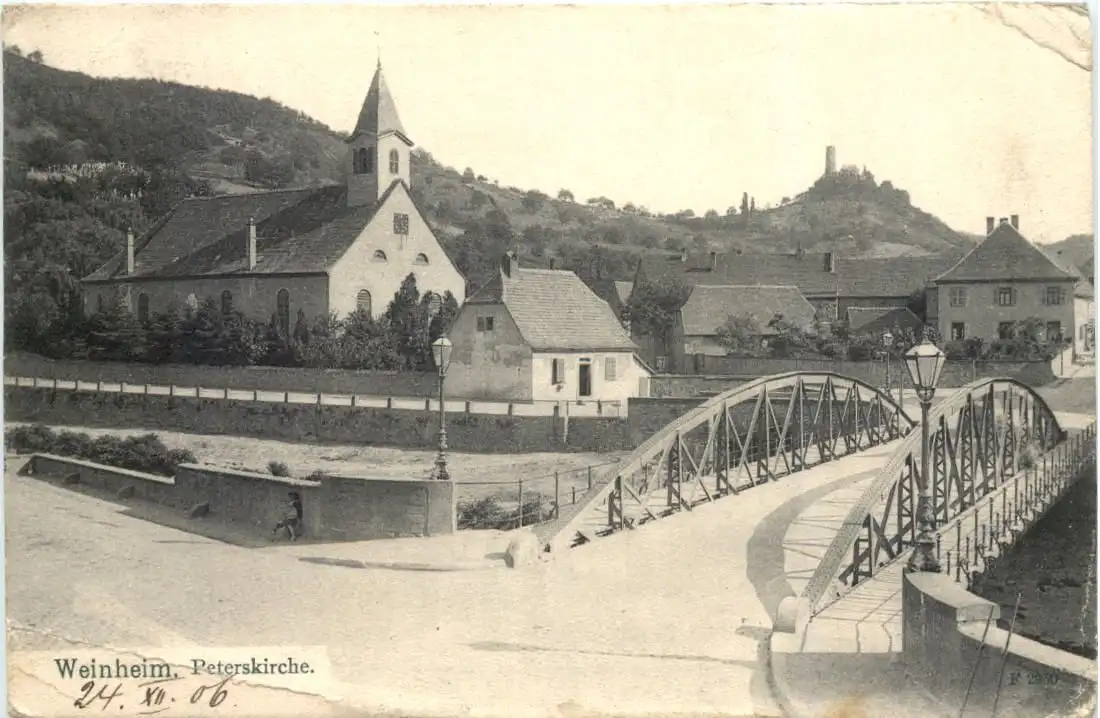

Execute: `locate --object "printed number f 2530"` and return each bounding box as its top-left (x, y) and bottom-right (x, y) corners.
top-left (1007, 671), bottom-right (1060, 686)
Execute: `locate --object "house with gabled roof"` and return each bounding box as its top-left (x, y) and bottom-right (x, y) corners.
top-left (445, 252), bottom-right (651, 402)
top-left (634, 249), bottom-right (961, 323)
top-left (673, 285), bottom-right (816, 372)
top-left (931, 215), bottom-right (1082, 346)
top-left (82, 62), bottom-right (465, 333)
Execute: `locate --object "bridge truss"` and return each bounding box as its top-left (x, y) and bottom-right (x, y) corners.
top-left (542, 372), bottom-right (914, 552)
top-left (802, 378), bottom-right (1070, 614)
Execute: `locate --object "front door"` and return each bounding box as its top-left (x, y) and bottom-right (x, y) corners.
top-left (578, 359), bottom-right (592, 398)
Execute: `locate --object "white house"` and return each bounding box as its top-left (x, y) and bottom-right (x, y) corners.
top-left (445, 252), bottom-right (651, 403)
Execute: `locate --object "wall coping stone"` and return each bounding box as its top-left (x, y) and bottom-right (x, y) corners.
top-left (178, 463), bottom-right (321, 488)
top-left (327, 474), bottom-right (454, 485)
top-left (32, 453), bottom-right (175, 486)
top-left (907, 572), bottom-right (1097, 683)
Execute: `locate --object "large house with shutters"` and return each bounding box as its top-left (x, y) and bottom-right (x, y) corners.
top-left (928, 216), bottom-right (1083, 346)
top-left (81, 62), bottom-right (466, 334)
top-left (445, 252), bottom-right (651, 402)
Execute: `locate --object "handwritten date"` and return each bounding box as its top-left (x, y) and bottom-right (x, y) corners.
top-left (74, 675), bottom-right (230, 714)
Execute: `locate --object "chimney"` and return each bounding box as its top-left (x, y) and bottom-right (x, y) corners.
top-left (1010, 214), bottom-right (1019, 230)
top-left (501, 250), bottom-right (518, 278)
top-left (247, 217), bottom-right (257, 271)
top-left (125, 230), bottom-right (135, 275)
top-left (823, 252), bottom-right (835, 273)
top-left (986, 216), bottom-right (995, 235)
top-left (709, 251), bottom-right (717, 270)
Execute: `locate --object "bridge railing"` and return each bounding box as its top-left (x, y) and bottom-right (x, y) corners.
top-left (539, 371), bottom-right (915, 552)
top-left (800, 377), bottom-right (1072, 615)
top-left (937, 421), bottom-right (1096, 589)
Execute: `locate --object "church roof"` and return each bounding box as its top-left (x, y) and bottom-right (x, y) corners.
top-left (83, 181), bottom-right (408, 282)
top-left (934, 223), bottom-right (1079, 283)
top-left (350, 63), bottom-right (411, 145)
top-left (466, 262), bottom-right (637, 352)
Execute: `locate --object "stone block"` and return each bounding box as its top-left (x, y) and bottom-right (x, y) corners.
top-left (504, 531), bottom-right (540, 568)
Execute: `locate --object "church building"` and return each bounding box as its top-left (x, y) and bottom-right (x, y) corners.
top-left (81, 62), bottom-right (466, 333)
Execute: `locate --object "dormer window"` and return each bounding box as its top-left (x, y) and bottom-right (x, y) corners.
top-left (373, 250), bottom-right (388, 262)
top-left (389, 149), bottom-right (399, 174)
top-left (414, 252), bottom-right (429, 265)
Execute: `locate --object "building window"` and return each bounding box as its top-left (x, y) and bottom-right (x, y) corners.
top-left (393, 213), bottom-right (409, 235)
top-left (604, 356), bottom-right (618, 381)
top-left (372, 250), bottom-right (388, 262)
top-left (476, 316), bottom-right (495, 332)
top-left (1046, 321), bottom-right (1062, 341)
top-left (414, 252), bottom-right (429, 265)
top-left (96, 294), bottom-right (104, 313)
top-left (996, 286), bottom-right (1016, 306)
top-left (137, 294), bottom-right (150, 323)
top-left (551, 358), bottom-right (565, 385)
top-left (221, 290), bottom-right (233, 316)
top-left (356, 289), bottom-right (372, 315)
top-left (998, 322), bottom-right (1014, 340)
top-left (693, 353), bottom-right (706, 373)
top-left (1044, 286), bottom-right (1065, 305)
top-left (950, 322), bottom-right (966, 341)
top-left (949, 287), bottom-right (967, 307)
top-left (655, 356), bottom-right (668, 372)
top-left (277, 289), bottom-right (291, 336)
top-left (389, 149), bottom-right (400, 174)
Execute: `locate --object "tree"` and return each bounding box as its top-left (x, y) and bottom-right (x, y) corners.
top-left (557, 189), bottom-right (574, 202)
top-left (384, 273), bottom-right (426, 370)
top-left (521, 189), bottom-right (547, 213)
top-left (716, 314), bottom-right (762, 356)
top-left (27, 50), bottom-right (43, 64)
top-left (620, 276), bottom-right (692, 359)
top-left (87, 293), bottom-right (146, 362)
top-left (462, 167), bottom-right (475, 181)
top-left (740, 192), bottom-right (749, 216)
top-left (750, 197), bottom-right (756, 213)
top-left (726, 205), bottom-right (738, 217)
top-left (704, 209), bottom-right (719, 220)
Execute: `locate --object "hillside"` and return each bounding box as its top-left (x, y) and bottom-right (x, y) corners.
top-left (1046, 234), bottom-right (1095, 274)
top-left (4, 50), bottom-right (977, 351)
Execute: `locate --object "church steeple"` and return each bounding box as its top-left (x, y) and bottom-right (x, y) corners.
top-left (345, 62), bottom-right (414, 207)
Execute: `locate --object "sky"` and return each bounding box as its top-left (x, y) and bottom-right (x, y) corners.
top-left (2, 3), bottom-right (1094, 244)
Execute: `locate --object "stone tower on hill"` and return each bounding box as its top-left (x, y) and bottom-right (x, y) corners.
top-left (825, 145), bottom-right (837, 176)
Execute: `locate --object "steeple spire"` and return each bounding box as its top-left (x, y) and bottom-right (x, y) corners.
top-left (348, 62), bottom-right (411, 145)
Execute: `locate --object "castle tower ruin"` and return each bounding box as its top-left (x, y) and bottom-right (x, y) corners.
top-left (825, 145), bottom-right (837, 176)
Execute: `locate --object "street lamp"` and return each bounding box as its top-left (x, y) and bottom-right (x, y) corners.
top-left (903, 333), bottom-right (947, 572)
top-left (431, 337), bottom-right (453, 481)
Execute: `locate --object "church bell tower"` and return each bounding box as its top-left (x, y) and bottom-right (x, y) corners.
top-left (346, 61), bottom-right (414, 207)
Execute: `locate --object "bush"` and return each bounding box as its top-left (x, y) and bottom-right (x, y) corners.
top-left (306, 469), bottom-right (330, 482)
top-left (6, 424), bottom-right (58, 453)
top-left (268, 461), bottom-right (290, 477)
top-left (3, 426), bottom-right (191, 476)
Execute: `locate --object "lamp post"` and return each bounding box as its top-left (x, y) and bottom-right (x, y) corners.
top-left (903, 332), bottom-right (947, 572)
top-left (431, 337), bottom-right (453, 481)
top-left (882, 331), bottom-right (895, 433)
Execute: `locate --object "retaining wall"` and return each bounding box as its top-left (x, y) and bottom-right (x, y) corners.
top-left (21, 454), bottom-right (455, 542)
top-left (903, 572), bottom-right (1096, 717)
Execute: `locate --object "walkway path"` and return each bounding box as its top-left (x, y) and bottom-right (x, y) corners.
top-left (7, 441), bottom-right (901, 718)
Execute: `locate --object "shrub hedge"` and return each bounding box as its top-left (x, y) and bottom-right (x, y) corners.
top-left (5, 424), bottom-right (195, 476)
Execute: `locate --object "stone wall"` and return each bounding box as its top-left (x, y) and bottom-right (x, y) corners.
top-left (903, 572), bottom-right (1096, 717)
top-left (5, 353), bottom-right (438, 398)
top-left (22, 454), bottom-right (455, 542)
top-left (4, 387), bottom-right (632, 453)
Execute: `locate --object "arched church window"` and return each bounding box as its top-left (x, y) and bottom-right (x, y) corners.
top-left (389, 149), bottom-right (399, 174)
top-left (277, 289), bottom-right (290, 336)
top-left (372, 250), bottom-right (387, 262)
top-left (357, 290), bottom-right (372, 315)
top-left (415, 253), bottom-right (429, 265)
